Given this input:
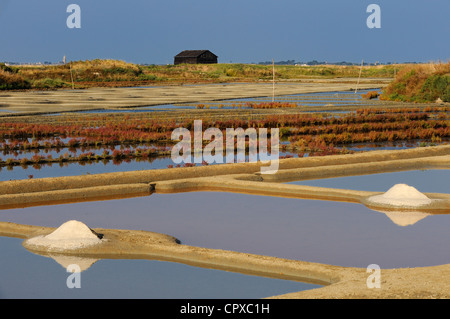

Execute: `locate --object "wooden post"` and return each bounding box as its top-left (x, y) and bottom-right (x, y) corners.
top-left (69, 62), bottom-right (75, 90)
top-left (355, 59), bottom-right (363, 94)
top-left (272, 58), bottom-right (275, 102)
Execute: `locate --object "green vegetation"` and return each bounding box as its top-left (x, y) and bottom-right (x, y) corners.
top-left (0, 62), bottom-right (18, 73)
top-left (32, 78), bottom-right (70, 89)
top-left (380, 62), bottom-right (450, 103)
top-left (420, 74), bottom-right (449, 102)
top-left (142, 62), bottom-right (396, 82)
top-left (0, 63), bottom-right (31, 90)
top-left (4, 59), bottom-right (448, 104)
top-left (0, 59), bottom-right (401, 90)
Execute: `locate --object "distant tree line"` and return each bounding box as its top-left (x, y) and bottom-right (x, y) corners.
top-left (257, 60), bottom-right (420, 66)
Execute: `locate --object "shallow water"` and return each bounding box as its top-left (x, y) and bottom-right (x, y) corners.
top-left (76, 104), bottom-right (192, 113)
top-left (0, 236), bottom-right (319, 299)
top-left (3, 145), bottom-right (444, 181)
top-left (0, 152), bottom-right (295, 181)
top-left (342, 140), bottom-right (450, 152)
top-left (69, 89), bottom-right (380, 113)
top-left (0, 157), bottom-right (174, 181)
top-left (1, 191), bottom-right (449, 269)
top-left (286, 169), bottom-right (450, 193)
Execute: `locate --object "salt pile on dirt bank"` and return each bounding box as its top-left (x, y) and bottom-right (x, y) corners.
top-left (367, 184), bottom-right (433, 208)
top-left (24, 220), bottom-right (103, 251)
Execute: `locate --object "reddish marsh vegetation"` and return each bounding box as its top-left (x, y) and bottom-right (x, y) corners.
top-left (197, 102), bottom-right (300, 109)
top-left (361, 91), bottom-right (380, 99)
top-left (0, 106), bottom-right (448, 168)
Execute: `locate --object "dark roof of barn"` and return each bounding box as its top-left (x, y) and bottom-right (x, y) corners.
top-left (175, 50), bottom-right (217, 58)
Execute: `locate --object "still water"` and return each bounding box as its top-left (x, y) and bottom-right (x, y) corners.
top-left (0, 236), bottom-right (319, 299)
top-left (1, 191), bottom-right (449, 270)
top-left (286, 169), bottom-right (450, 193)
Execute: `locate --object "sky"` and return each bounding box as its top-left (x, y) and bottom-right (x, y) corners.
top-left (0, 0), bottom-right (449, 65)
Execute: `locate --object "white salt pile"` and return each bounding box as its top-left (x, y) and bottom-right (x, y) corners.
top-left (367, 184), bottom-right (433, 208)
top-left (25, 220), bottom-right (102, 251)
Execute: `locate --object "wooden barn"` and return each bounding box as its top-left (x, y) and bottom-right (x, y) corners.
top-left (174, 50), bottom-right (218, 65)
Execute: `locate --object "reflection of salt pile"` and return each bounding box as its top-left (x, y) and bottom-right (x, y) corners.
top-left (367, 184), bottom-right (433, 208)
top-left (371, 208), bottom-right (430, 226)
top-left (50, 255), bottom-right (99, 272)
top-left (25, 220), bottom-right (103, 251)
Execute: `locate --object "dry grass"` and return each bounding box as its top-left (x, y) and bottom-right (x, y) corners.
top-left (381, 62), bottom-right (450, 102)
top-left (0, 69), bottom-right (31, 90)
top-left (17, 59), bottom-right (145, 85)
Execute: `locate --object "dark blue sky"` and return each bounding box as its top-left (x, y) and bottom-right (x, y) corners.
top-left (1, 0), bottom-right (448, 64)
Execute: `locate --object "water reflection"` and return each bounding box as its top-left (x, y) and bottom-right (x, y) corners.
top-left (0, 236), bottom-right (320, 299)
top-left (286, 169), bottom-right (450, 194)
top-left (367, 208), bottom-right (431, 227)
top-left (47, 253), bottom-right (99, 272)
top-left (1, 192), bottom-right (449, 268)
top-left (69, 89), bottom-right (380, 113)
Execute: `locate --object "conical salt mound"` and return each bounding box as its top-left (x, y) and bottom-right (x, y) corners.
top-left (380, 184), bottom-right (430, 200)
top-left (24, 220), bottom-right (103, 251)
top-left (367, 184), bottom-right (433, 207)
top-left (45, 220), bottom-right (101, 241)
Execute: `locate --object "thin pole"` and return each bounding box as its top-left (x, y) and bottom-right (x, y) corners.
top-left (355, 59), bottom-right (363, 94)
top-left (69, 62), bottom-right (75, 90)
top-left (272, 58), bottom-right (275, 102)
